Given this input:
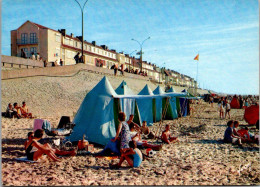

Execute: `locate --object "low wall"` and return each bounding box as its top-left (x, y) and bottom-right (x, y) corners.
top-left (1, 63), bottom-right (150, 81)
top-left (1, 55), bottom-right (44, 68)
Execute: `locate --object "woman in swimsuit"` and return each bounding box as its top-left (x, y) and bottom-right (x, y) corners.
top-left (25, 129), bottom-right (76, 161)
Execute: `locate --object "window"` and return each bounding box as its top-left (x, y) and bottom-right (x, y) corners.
top-left (75, 41), bottom-right (78, 48)
top-left (64, 38), bottom-right (70, 45)
top-left (92, 47), bottom-right (95, 53)
top-left (97, 49), bottom-right (99, 54)
top-left (69, 39), bottom-right (73, 46)
top-left (30, 33), bottom-right (37, 44)
top-left (30, 47), bottom-right (37, 56)
top-left (108, 53), bottom-right (110, 57)
top-left (88, 45), bottom-right (91, 51)
top-left (84, 44), bottom-right (87, 50)
top-left (55, 34), bottom-right (61, 42)
top-left (21, 33), bottom-right (28, 44)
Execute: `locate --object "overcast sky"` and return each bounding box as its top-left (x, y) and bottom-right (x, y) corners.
top-left (1, 0), bottom-right (259, 95)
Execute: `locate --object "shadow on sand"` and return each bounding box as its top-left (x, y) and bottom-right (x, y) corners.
top-left (194, 139), bottom-right (259, 152)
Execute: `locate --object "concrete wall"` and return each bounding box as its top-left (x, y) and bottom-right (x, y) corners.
top-left (1, 62), bottom-right (150, 81)
top-left (1, 55), bottom-right (44, 68)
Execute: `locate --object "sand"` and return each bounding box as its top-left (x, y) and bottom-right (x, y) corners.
top-left (1, 71), bottom-right (259, 186)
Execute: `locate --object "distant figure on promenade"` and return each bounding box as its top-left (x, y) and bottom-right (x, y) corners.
top-left (31, 52), bottom-right (36, 60)
top-left (114, 64), bottom-right (118, 76)
top-left (36, 53), bottom-right (40, 60)
top-left (60, 59), bottom-right (64, 66)
top-left (21, 49), bottom-right (27, 59)
top-left (74, 52), bottom-right (80, 64)
top-left (43, 60), bottom-right (47, 67)
top-left (120, 64), bottom-right (124, 76)
top-left (80, 55), bottom-right (84, 63)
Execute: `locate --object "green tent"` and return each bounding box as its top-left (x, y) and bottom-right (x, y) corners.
top-left (115, 80), bottom-right (141, 125)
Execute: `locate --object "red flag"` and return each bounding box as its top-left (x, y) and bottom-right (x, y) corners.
top-left (194, 54), bottom-right (199, 61)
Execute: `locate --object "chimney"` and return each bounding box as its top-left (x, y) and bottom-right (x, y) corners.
top-left (70, 33), bottom-right (74, 38)
top-left (101, 45), bottom-right (106, 50)
top-left (111, 49), bottom-right (116, 52)
top-left (76, 36), bottom-right (83, 41)
top-left (60, 29), bottom-right (66, 36)
top-left (92, 41), bottom-right (96, 46)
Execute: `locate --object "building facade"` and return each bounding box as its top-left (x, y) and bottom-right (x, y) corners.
top-left (11, 21), bottom-right (118, 67)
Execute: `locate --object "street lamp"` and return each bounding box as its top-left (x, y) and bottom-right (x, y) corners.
top-left (74, 0), bottom-right (89, 63)
top-left (128, 50), bottom-right (137, 71)
top-left (131, 37), bottom-right (150, 72)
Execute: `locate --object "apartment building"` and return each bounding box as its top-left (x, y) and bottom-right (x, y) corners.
top-left (11, 20), bottom-right (118, 67)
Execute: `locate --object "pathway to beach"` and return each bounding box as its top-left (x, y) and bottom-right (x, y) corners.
top-left (1, 71), bottom-right (259, 185)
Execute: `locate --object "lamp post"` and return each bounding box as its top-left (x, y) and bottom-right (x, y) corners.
top-left (128, 50), bottom-right (137, 71)
top-left (74, 0), bottom-right (89, 63)
top-left (131, 37), bottom-right (150, 72)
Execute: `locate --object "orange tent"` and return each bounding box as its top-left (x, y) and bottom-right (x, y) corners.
top-left (244, 104), bottom-right (259, 125)
top-left (230, 98), bottom-right (240, 109)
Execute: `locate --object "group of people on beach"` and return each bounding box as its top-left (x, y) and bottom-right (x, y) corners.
top-left (5, 101), bottom-right (32, 119)
top-left (224, 120), bottom-right (259, 146)
top-left (23, 112), bottom-right (178, 168)
top-left (107, 112), bottom-right (177, 168)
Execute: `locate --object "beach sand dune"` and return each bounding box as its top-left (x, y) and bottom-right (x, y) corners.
top-left (1, 72), bottom-right (259, 186)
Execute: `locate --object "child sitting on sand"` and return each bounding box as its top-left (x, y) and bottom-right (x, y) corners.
top-left (140, 121), bottom-right (155, 139)
top-left (109, 141), bottom-right (142, 168)
top-left (25, 129), bottom-right (77, 161)
top-left (223, 120), bottom-right (242, 145)
top-left (161, 124), bottom-right (178, 144)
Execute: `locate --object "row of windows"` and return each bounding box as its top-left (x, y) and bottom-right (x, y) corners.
top-left (21, 33), bottom-right (37, 43)
top-left (63, 37), bottom-right (116, 59)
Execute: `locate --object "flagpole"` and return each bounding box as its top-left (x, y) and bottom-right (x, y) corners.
top-left (196, 57), bottom-right (198, 95)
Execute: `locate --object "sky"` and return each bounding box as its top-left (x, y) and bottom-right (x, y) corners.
top-left (1, 0), bottom-right (259, 95)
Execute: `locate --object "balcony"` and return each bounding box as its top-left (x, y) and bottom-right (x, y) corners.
top-left (17, 38), bottom-right (38, 45)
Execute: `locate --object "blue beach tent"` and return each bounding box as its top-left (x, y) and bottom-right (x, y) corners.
top-left (68, 77), bottom-right (119, 145)
top-left (153, 86), bottom-right (165, 122)
top-left (137, 84), bottom-right (155, 126)
top-left (115, 81), bottom-right (141, 125)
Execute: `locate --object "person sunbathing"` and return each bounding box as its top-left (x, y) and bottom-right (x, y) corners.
top-left (129, 122), bottom-right (162, 151)
top-left (20, 101), bottom-right (33, 118)
top-left (161, 124), bottom-right (178, 144)
top-left (24, 132), bottom-right (34, 150)
top-left (237, 127), bottom-right (257, 143)
top-left (25, 129), bottom-right (76, 161)
top-left (110, 141), bottom-right (142, 168)
top-left (140, 121), bottom-right (155, 139)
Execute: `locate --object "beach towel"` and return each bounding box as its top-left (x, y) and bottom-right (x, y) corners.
top-left (33, 119), bottom-right (44, 132)
top-left (16, 156), bottom-right (39, 163)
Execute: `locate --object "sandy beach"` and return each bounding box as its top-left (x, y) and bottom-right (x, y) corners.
top-left (1, 71), bottom-right (259, 186)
